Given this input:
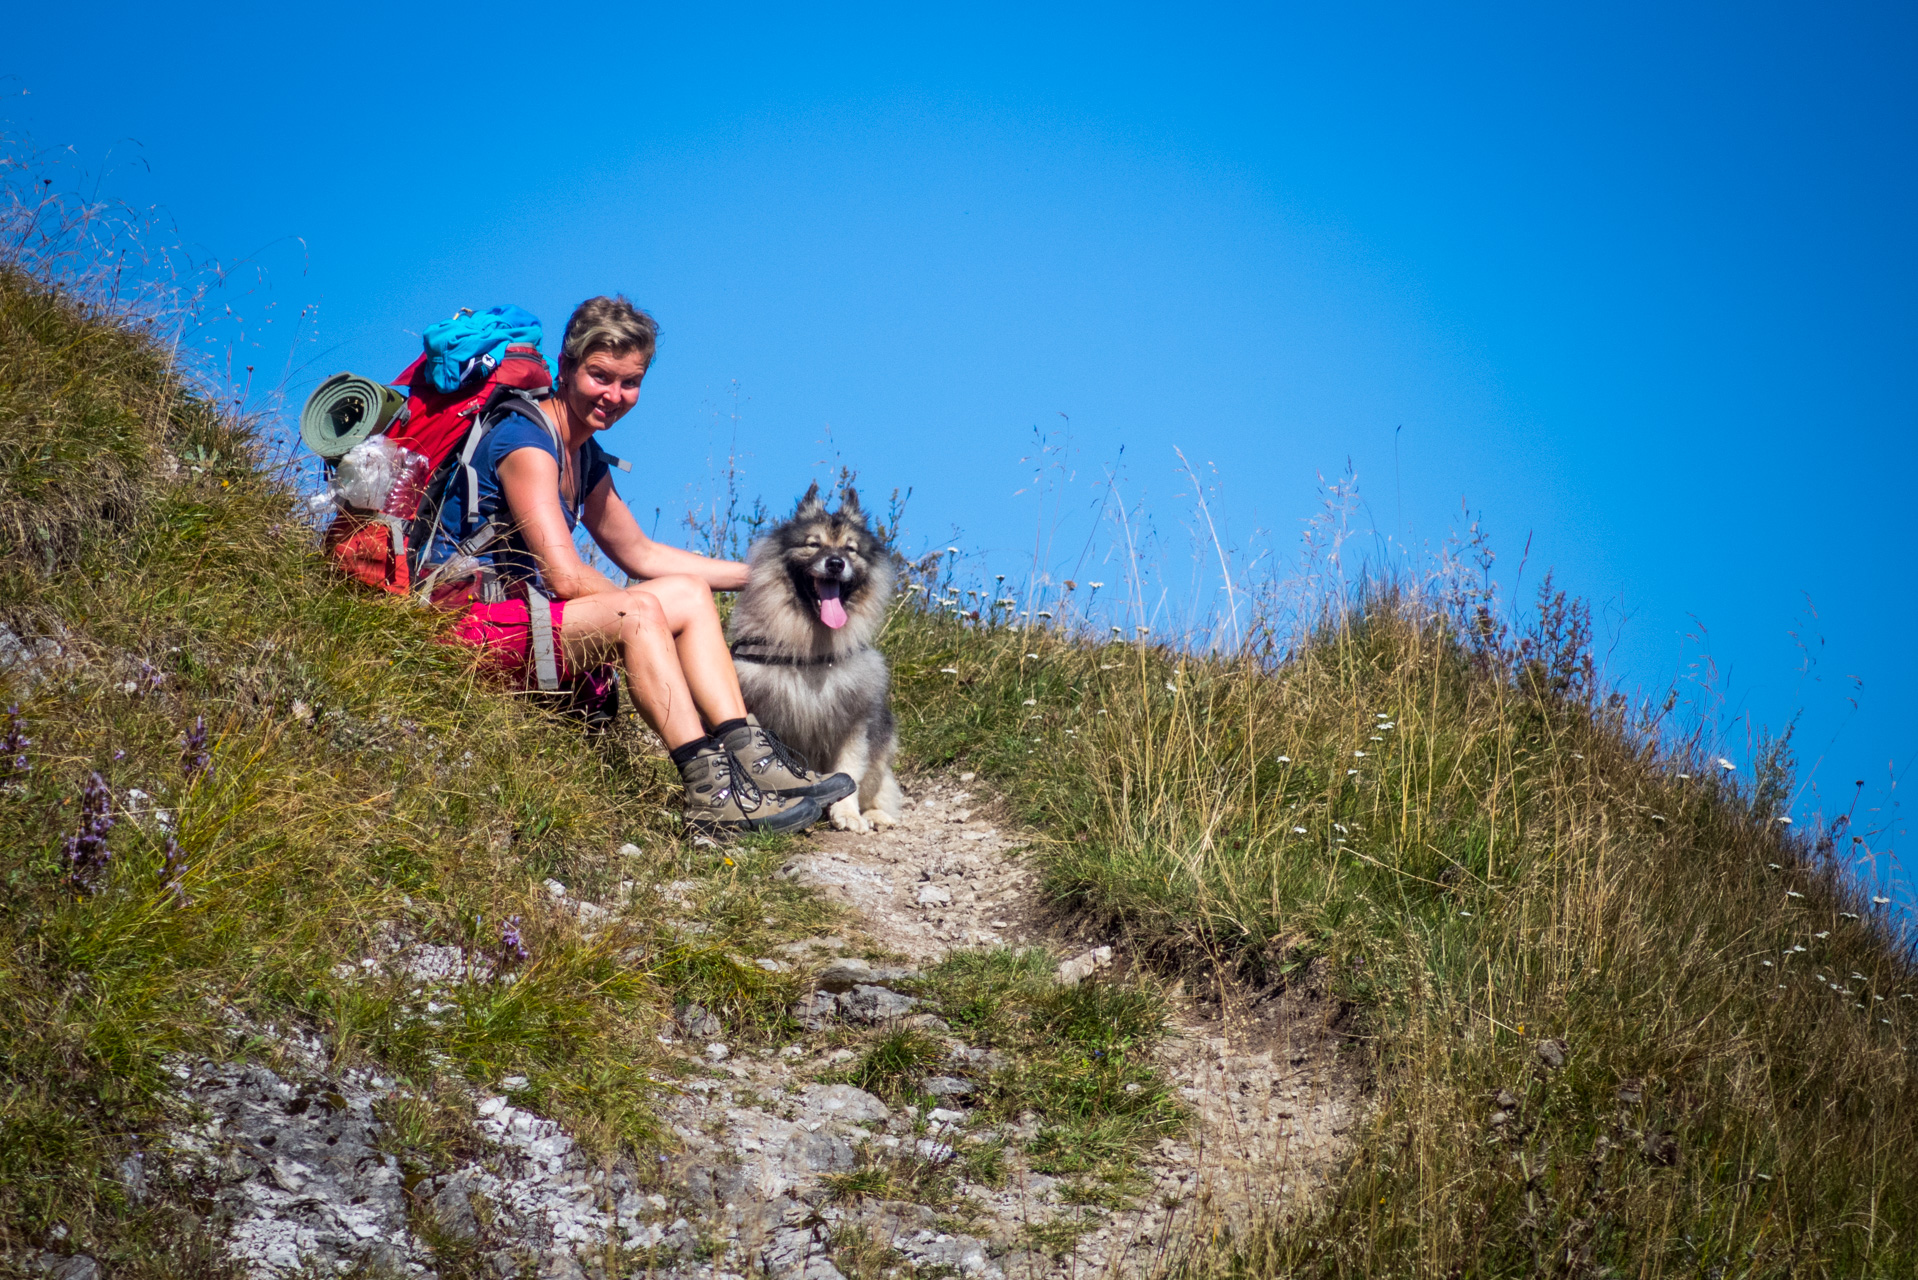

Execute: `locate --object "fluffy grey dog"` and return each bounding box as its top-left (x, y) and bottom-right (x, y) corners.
top-left (728, 484), bottom-right (902, 832)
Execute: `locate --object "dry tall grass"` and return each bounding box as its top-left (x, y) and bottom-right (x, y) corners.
top-left (884, 565), bottom-right (1917, 1276)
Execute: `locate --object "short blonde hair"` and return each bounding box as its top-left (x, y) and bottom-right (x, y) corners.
top-left (560, 295), bottom-right (657, 370)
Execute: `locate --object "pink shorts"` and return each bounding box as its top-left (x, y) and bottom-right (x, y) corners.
top-left (446, 597), bottom-right (579, 686)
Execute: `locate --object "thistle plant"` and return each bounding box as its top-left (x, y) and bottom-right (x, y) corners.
top-left (160, 834), bottom-right (188, 905)
top-left (181, 714), bottom-right (209, 781)
top-left (1, 706), bottom-right (29, 778)
top-left (64, 771), bottom-right (114, 894)
top-left (498, 915), bottom-right (529, 969)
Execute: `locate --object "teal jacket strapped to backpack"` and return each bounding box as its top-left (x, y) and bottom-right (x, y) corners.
top-left (420, 306), bottom-right (544, 394)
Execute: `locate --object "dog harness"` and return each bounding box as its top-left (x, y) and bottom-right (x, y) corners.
top-left (728, 638), bottom-right (864, 668)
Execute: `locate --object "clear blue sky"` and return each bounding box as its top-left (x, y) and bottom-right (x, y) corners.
top-left (7, 2), bottom-right (1913, 899)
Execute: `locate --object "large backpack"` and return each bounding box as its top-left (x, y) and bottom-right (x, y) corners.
top-left (318, 337), bottom-right (555, 596)
top-left (308, 314), bottom-right (633, 700)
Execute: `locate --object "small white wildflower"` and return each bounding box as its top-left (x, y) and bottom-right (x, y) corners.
top-left (907, 583), bottom-right (925, 593)
top-left (1353, 750), bottom-right (1366, 758)
top-left (1026, 653), bottom-right (1039, 659)
top-left (1571, 752), bottom-right (1584, 760)
top-left (1369, 735), bottom-right (1384, 741)
top-left (1761, 960), bottom-right (1773, 967)
top-left (1346, 768), bottom-right (1360, 776)
top-left (1276, 755), bottom-right (1291, 763)
top-left (1136, 625), bottom-right (1149, 634)
top-left (1333, 823), bottom-right (1349, 834)
top-left (1718, 757), bottom-right (1736, 771)
top-left (1089, 581), bottom-right (1104, 588)
top-left (1841, 911), bottom-right (1860, 920)
top-left (1111, 626), bottom-right (1123, 635)
top-left (1099, 664), bottom-right (1116, 670)
top-left (1676, 773), bottom-right (1691, 780)
top-left (1380, 722), bottom-right (1395, 729)
top-left (1021, 698), bottom-right (1036, 706)
top-left (1768, 863), bottom-right (1782, 870)
top-left (1852, 972), bottom-right (1868, 981)
top-left (1458, 910), bottom-right (1472, 917)
top-left (1165, 682), bottom-right (1178, 692)
top-left (1651, 814), bottom-right (1666, 822)
top-left (940, 667), bottom-right (959, 675)
top-left (1792, 944), bottom-right (1807, 952)
top-left (1786, 890), bottom-right (1804, 899)
top-left (946, 546), bottom-right (959, 554)
top-left (1875, 995), bottom-right (1884, 1002)
top-left (1292, 826), bottom-right (1307, 835)
top-left (1754, 1173), bottom-right (1772, 1182)
top-left (1813, 931), bottom-right (1829, 940)
top-left (1776, 816), bottom-right (1794, 825)
top-left (1873, 896), bottom-right (1891, 905)
top-left (1036, 612), bottom-right (1053, 619)
top-left (1096, 709), bottom-right (1108, 715)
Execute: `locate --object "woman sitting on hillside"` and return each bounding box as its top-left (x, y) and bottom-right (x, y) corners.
top-left (428, 295), bottom-right (851, 833)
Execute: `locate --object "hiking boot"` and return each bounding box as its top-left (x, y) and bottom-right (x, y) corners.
top-left (678, 740), bottom-right (822, 835)
top-left (718, 715), bottom-right (857, 806)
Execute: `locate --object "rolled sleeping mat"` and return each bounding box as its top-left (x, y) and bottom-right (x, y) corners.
top-left (300, 373), bottom-right (408, 460)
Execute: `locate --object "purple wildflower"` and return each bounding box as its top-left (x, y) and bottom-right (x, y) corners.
top-left (140, 660), bottom-right (164, 692)
top-left (182, 716), bottom-right (210, 782)
top-left (161, 835), bottom-right (189, 905)
top-left (499, 915), bottom-right (529, 968)
top-left (64, 772), bottom-right (115, 894)
top-left (2, 706), bottom-right (30, 778)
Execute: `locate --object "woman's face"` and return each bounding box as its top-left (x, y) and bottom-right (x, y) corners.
top-left (561, 349), bottom-right (648, 432)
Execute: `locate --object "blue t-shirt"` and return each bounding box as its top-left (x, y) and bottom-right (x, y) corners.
top-left (431, 411), bottom-right (614, 590)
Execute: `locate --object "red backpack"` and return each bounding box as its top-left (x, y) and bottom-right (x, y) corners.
top-left (320, 344), bottom-right (552, 594)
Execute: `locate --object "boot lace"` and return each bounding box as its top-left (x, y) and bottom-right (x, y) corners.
top-left (751, 725), bottom-right (817, 780)
top-left (706, 746), bottom-right (765, 814)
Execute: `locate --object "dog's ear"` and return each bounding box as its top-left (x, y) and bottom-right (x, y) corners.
top-left (837, 486), bottom-right (863, 521)
top-left (795, 481), bottom-right (825, 520)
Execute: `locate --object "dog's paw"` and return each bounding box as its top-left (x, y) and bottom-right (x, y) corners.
top-left (829, 797), bottom-right (870, 832)
top-left (864, 808), bottom-right (899, 830)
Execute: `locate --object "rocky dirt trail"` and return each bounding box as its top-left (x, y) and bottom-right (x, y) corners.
top-left (663, 771), bottom-right (1364, 1280)
top-left (156, 772), bottom-right (1361, 1280)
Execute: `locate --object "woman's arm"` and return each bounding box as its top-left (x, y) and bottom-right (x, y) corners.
top-left (496, 447), bottom-right (627, 600)
top-left (582, 475), bottom-right (750, 590)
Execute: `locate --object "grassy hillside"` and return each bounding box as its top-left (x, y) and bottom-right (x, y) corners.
top-left (2, 248), bottom-right (1913, 1280)
top-left (881, 585), bottom-right (1918, 1275)
top-left (0, 263), bottom-right (830, 1273)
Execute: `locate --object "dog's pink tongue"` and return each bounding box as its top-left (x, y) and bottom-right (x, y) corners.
top-left (815, 578), bottom-right (848, 630)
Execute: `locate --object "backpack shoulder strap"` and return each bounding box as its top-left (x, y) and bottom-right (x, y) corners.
top-left (450, 391), bottom-right (558, 537)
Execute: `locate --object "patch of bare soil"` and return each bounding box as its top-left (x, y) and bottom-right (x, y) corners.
top-left (774, 771), bottom-right (1364, 1277)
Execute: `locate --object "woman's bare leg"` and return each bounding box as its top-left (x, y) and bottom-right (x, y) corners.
top-left (557, 575), bottom-right (745, 747)
top-left (625, 575), bottom-right (747, 725)
top-left (558, 589), bottom-right (707, 748)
